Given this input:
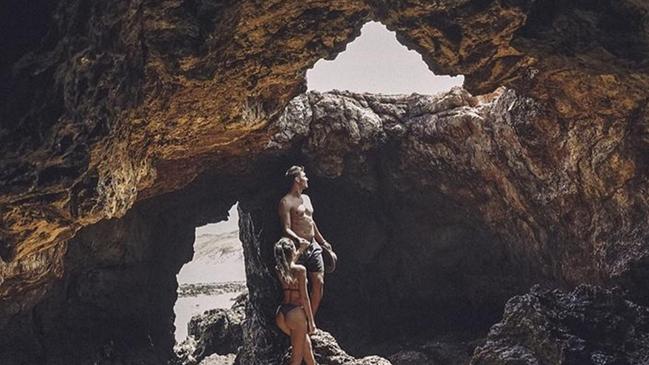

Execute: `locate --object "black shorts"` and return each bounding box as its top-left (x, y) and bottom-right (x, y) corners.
top-left (297, 241), bottom-right (324, 273)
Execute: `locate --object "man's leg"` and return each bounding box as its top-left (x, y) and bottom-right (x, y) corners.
top-left (308, 271), bottom-right (324, 318)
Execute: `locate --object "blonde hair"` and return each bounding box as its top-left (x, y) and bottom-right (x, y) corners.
top-left (274, 238), bottom-right (297, 285)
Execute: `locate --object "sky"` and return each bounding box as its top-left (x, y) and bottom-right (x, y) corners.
top-left (307, 21), bottom-right (464, 95)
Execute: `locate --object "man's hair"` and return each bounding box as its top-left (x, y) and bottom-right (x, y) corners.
top-left (285, 165), bottom-right (304, 187)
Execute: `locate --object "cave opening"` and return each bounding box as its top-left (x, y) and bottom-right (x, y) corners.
top-left (163, 152), bottom-right (537, 364)
top-left (258, 20), bottom-right (524, 357)
top-left (306, 21), bottom-right (464, 95)
top-left (187, 20), bottom-right (532, 361)
top-left (3, 15), bottom-right (538, 364)
top-left (173, 203), bottom-right (246, 344)
top-left (2, 0), bottom-right (649, 363)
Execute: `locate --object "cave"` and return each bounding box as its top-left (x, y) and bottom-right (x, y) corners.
top-left (2, 1), bottom-right (649, 364)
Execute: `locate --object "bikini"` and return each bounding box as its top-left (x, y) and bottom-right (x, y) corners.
top-left (277, 287), bottom-right (301, 316)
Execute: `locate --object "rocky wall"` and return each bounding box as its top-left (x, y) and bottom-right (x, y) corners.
top-left (1, 85), bottom-right (648, 362)
top-left (0, 171), bottom-right (242, 363)
top-left (471, 285), bottom-right (649, 364)
top-left (3, 0), bottom-right (648, 320)
top-left (2, 0), bottom-right (649, 363)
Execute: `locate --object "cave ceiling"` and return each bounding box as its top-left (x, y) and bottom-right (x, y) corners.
top-left (1, 0), bottom-right (649, 319)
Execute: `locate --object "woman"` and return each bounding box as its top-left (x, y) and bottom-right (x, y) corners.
top-left (274, 237), bottom-right (317, 365)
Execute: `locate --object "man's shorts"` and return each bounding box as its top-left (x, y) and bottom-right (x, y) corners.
top-left (297, 241), bottom-right (324, 273)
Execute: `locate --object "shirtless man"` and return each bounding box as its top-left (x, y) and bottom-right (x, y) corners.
top-left (278, 165), bottom-right (332, 321)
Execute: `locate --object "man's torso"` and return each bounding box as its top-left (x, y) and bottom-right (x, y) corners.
top-left (287, 194), bottom-right (315, 241)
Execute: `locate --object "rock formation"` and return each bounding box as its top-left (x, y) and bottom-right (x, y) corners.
top-left (196, 354), bottom-right (237, 365)
top-left (175, 293), bottom-right (246, 365)
top-left (1, 0), bottom-right (649, 364)
top-left (386, 335), bottom-right (478, 365)
top-left (285, 330), bottom-right (391, 365)
top-left (471, 285), bottom-right (649, 365)
top-left (176, 293), bottom-right (391, 365)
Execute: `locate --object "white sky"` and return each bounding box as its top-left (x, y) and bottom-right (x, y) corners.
top-left (307, 21), bottom-right (464, 94)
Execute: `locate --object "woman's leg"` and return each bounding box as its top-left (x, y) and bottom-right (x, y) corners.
top-left (275, 312), bottom-right (290, 336)
top-left (285, 308), bottom-right (308, 365)
top-left (289, 328), bottom-right (307, 365)
top-left (303, 333), bottom-right (316, 365)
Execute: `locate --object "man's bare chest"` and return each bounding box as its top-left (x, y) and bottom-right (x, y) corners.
top-left (291, 200), bottom-right (313, 219)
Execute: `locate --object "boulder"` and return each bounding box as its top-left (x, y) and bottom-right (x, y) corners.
top-left (283, 330), bottom-right (391, 365)
top-left (471, 285), bottom-right (649, 364)
top-left (175, 293), bottom-right (247, 365)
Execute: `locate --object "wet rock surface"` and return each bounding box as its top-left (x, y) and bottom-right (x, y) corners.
top-left (471, 285), bottom-right (649, 365)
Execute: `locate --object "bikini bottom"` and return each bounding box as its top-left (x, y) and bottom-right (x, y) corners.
top-left (277, 303), bottom-right (301, 317)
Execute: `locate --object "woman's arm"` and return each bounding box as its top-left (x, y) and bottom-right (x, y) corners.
top-left (296, 266), bottom-right (316, 333)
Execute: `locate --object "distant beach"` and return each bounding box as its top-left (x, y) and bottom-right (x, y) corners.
top-left (174, 284), bottom-right (245, 342)
top-left (174, 205), bottom-right (246, 343)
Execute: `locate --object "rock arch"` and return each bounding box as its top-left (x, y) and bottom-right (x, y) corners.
top-left (2, 1), bottom-right (649, 363)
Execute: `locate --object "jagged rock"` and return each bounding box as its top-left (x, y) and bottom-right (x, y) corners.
top-left (470, 285), bottom-right (649, 365)
top-left (387, 336), bottom-right (477, 365)
top-left (198, 354), bottom-right (236, 365)
top-left (3, 85), bottom-right (649, 363)
top-left (3, 0), bottom-right (648, 324)
top-left (282, 330), bottom-right (391, 365)
top-left (2, 1), bottom-right (649, 363)
top-left (388, 351), bottom-right (430, 365)
top-left (175, 293), bottom-right (247, 365)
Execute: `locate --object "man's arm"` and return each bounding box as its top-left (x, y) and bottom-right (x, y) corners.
top-left (278, 198), bottom-right (310, 247)
top-left (305, 195), bottom-right (332, 249)
top-left (313, 221), bottom-right (332, 250)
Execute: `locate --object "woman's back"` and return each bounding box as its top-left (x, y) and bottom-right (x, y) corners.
top-left (280, 267), bottom-right (303, 305)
